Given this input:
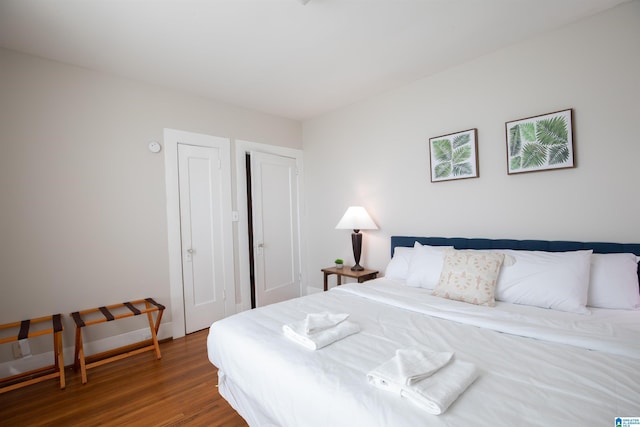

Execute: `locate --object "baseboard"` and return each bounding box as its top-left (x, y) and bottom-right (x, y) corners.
top-left (0, 322), bottom-right (173, 377)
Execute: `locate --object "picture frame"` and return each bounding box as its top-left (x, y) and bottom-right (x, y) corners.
top-left (506, 109), bottom-right (574, 174)
top-left (429, 128), bottom-right (478, 182)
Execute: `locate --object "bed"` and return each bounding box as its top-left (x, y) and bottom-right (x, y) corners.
top-left (207, 236), bottom-right (640, 426)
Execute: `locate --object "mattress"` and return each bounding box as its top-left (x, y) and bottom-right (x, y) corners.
top-left (207, 278), bottom-right (640, 426)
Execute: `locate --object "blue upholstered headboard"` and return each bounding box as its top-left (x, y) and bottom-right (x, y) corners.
top-left (390, 236), bottom-right (640, 285)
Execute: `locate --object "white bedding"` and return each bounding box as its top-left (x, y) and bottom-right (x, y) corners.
top-left (207, 278), bottom-right (640, 426)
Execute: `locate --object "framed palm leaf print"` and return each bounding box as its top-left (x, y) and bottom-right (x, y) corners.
top-left (506, 109), bottom-right (574, 174)
top-left (429, 128), bottom-right (478, 182)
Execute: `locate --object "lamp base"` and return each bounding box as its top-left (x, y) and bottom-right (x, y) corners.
top-left (351, 231), bottom-right (364, 272)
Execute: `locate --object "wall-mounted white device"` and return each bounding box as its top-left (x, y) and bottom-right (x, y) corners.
top-left (148, 141), bottom-right (162, 153)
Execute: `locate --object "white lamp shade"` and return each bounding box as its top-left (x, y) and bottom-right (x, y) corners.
top-left (335, 206), bottom-right (378, 231)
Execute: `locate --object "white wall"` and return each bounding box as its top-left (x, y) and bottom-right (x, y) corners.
top-left (302, 1), bottom-right (640, 289)
top-left (0, 48), bottom-right (301, 359)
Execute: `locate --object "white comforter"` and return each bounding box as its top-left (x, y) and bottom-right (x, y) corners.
top-left (207, 279), bottom-right (640, 426)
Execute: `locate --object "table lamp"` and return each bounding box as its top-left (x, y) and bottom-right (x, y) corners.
top-left (335, 206), bottom-right (378, 271)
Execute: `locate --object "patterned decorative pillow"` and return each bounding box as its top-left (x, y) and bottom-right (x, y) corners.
top-left (432, 249), bottom-right (505, 306)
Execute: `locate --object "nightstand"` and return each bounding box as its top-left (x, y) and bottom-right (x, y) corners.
top-left (321, 266), bottom-right (379, 291)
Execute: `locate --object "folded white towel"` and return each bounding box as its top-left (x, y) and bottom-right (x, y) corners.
top-left (303, 312), bottom-right (350, 334)
top-left (283, 319), bottom-right (360, 350)
top-left (367, 348), bottom-right (453, 387)
top-left (401, 360), bottom-right (479, 415)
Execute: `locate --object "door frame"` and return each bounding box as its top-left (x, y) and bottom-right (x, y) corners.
top-left (164, 128), bottom-right (236, 339)
top-left (235, 140), bottom-right (305, 312)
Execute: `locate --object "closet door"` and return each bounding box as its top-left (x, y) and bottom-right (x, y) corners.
top-left (250, 151), bottom-right (301, 307)
top-left (165, 128), bottom-right (235, 338)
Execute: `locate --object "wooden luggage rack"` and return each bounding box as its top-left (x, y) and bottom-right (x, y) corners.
top-left (0, 314), bottom-right (65, 394)
top-left (71, 298), bottom-right (165, 384)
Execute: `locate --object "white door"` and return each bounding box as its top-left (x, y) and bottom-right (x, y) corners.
top-left (178, 143), bottom-right (232, 333)
top-left (250, 152), bottom-right (301, 307)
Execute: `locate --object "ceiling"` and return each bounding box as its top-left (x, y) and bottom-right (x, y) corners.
top-left (0, 0), bottom-right (629, 121)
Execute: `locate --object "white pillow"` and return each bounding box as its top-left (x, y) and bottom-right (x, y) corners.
top-left (432, 249), bottom-right (505, 306)
top-left (495, 249), bottom-right (593, 314)
top-left (406, 243), bottom-right (452, 289)
top-left (589, 253), bottom-right (640, 309)
top-left (384, 246), bottom-right (415, 280)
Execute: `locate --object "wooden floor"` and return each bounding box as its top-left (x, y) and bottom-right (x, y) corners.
top-left (0, 330), bottom-right (248, 427)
